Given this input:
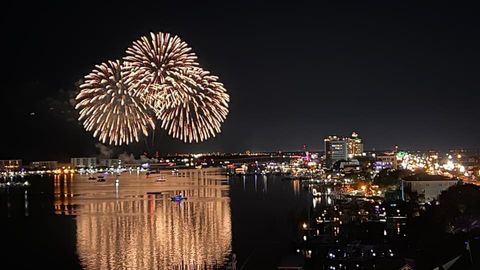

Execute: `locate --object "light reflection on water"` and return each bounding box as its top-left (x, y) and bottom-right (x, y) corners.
top-left (54, 168), bottom-right (232, 269)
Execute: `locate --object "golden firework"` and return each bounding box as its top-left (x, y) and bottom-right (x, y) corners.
top-left (75, 32), bottom-right (229, 145)
top-left (75, 60), bottom-right (155, 145)
top-left (155, 67), bottom-right (229, 143)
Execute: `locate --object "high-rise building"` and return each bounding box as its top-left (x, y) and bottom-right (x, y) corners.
top-left (324, 136), bottom-right (348, 167)
top-left (347, 132), bottom-right (364, 158)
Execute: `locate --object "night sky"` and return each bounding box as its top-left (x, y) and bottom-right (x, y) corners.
top-left (3, 1), bottom-right (480, 161)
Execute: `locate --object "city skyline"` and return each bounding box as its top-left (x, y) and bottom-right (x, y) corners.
top-left (2, 2), bottom-right (480, 269)
top-left (3, 1), bottom-right (480, 161)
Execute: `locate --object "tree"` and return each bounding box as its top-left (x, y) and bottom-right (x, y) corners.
top-left (373, 169), bottom-right (411, 187)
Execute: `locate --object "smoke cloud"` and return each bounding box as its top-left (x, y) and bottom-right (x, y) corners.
top-left (95, 143), bottom-right (114, 159)
top-left (119, 152), bottom-right (136, 163)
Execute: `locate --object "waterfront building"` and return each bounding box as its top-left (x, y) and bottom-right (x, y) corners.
top-left (57, 163), bottom-right (73, 169)
top-left (402, 174), bottom-right (458, 202)
top-left (71, 157), bottom-right (97, 168)
top-left (99, 159), bottom-right (121, 168)
top-left (0, 159), bottom-right (22, 171)
top-left (324, 136), bottom-right (348, 168)
top-left (31, 161), bottom-right (58, 170)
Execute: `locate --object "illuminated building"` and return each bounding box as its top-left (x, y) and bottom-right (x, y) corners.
top-left (71, 157), bottom-right (97, 168)
top-left (324, 136), bottom-right (348, 168)
top-left (375, 154), bottom-right (398, 170)
top-left (337, 159), bottom-right (360, 173)
top-left (0, 159), bottom-right (22, 171)
top-left (31, 161), bottom-right (58, 170)
top-left (99, 159), bottom-right (121, 168)
top-left (346, 132), bottom-right (363, 158)
top-left (403, 174), bottom-right (458, 202)
top-left (325, 132), bottom-right (364, 167)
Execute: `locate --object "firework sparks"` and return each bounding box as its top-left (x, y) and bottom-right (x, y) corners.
top-left (75, 60), bottom-right (155, 145)
top-left (75, 32), bottom-right (229, 145)
top-left (123, 32), bottom-right (198, 105)
top-left (155, 67), bottom-right (230, 143)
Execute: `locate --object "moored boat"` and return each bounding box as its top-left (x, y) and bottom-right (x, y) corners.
top-left (171, 194), bottom-right (187, 201)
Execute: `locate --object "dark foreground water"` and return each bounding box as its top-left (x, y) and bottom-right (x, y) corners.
top-left (0, 169), bottom-right (309, 269)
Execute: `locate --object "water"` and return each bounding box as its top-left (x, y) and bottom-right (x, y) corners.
top-left (0, 169), bottom-right (309, 269)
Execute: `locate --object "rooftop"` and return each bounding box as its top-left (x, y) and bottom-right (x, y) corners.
top-left (403, 174), bottom-right (458, 182)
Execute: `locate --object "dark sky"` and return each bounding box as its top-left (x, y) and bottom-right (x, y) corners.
top-left (3, 1), bottom-right (480, 161)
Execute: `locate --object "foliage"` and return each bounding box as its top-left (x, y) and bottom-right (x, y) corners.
top-left (373, 169), bottom-right (411, 187)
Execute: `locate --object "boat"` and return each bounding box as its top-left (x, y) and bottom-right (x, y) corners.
top-left (171, 195), bottom-right (187, 201)
top-left (156, 177), bottom-right (166, 182)
top-left (147, 191), bottom-right (163, 195)
top-left (0, 181), bottom-right (30, 189)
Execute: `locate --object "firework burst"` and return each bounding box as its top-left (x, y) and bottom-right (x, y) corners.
top-left (75, 32), bottom-right (229, 145)
top-left (75, 60), bottom-right (155, 145)
top-left (123, 32), bottom-right (198, 104)
top-left (155, 67), bottom-right (230, 143)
